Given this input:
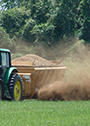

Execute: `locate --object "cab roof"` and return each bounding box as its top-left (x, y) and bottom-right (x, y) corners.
top-left (0, 48), bottom-right (10, 53)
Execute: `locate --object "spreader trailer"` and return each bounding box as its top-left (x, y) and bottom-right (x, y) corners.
top-left (0, 48), bottom-right (66, 101)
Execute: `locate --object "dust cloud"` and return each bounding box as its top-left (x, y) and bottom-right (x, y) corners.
top-left (38, 81), bottom-right (90, 101)
top-left (37, 42), bottom-right (90, 101)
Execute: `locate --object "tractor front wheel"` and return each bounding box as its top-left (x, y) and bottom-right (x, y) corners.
top-left (8, 74), bottom-right (23, 101)
top-left (0, 83), bottom-right (2, 100)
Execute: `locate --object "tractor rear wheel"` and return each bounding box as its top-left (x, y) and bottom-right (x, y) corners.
top-left (8, 74), bottom-right (23, 101)
top-left (0, 83), bottom-right (2, 100)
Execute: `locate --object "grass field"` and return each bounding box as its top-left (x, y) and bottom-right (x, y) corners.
top-left (0, 100), bottom-right (90, 126)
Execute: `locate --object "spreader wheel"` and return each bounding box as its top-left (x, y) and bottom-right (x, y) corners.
top-left (8, 74), bottom-right (23, 101)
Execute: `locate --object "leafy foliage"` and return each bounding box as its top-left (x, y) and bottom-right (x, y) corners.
top-left (32, 23), bottom-right (55, 45)
top-left (22, 18), bottom-right (36, 40)
top-left (78, 0), bottom-right (90, 42)
top-left (2, 0), bottom-right (22, 9)
top-left (0, 27), bottom-right (12, 48)
top-left (0, 0), bottom-right (90, 44)
top-left (1, 7), bottom-right (28, 37)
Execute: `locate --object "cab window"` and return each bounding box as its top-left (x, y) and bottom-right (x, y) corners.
top-left (1, 53), bottom-right (6, 66)
top-left (1, 52), bottom-right (10, 68)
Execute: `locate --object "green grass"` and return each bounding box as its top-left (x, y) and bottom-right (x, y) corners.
top-left (0, 100), bottom-right (90, 126)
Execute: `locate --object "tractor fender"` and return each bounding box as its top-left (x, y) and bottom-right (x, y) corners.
top-left (4, 67), bottom-right (18, 84)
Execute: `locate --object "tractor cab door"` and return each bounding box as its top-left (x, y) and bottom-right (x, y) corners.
top-left (0, 52), bottom-right (10, 77)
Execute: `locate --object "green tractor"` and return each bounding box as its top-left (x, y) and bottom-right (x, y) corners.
top-left (0, 48), bottom-right (23, 101)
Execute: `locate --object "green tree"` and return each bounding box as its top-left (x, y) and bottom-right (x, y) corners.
top-left (50, 0), bottom-right (80, 39)
top-left (2, 0), bottom-right (22, 9)
top-left (31, 22), bottom-right (55, 45)
top-left (0, 27), bottom-right (12, 49)
top-left (22, 18), bottom-right (36, 40)
top-left (30, 0), bottom-right (51, 24)
top-left (1, 7), bottom-right (29, 37)
top-left (2, 0), bottom-right (90, 44)
top-left (78, 0), bottom-right (90, 42)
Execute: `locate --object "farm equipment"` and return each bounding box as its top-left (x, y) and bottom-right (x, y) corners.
top-left (0, 48), bottom-right (66, 101)
top-left (0, 48), bottom-right (23, 101)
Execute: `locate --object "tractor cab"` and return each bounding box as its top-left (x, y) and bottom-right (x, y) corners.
top-left (0, 49), bottom-right (11, 77)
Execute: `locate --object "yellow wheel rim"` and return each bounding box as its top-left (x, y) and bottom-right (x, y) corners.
top-left (14, 81), bottom-right (21, 101)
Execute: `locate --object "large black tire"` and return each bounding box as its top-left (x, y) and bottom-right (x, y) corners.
top-left (0, 83), bottom-right (2, 100)
top-left (8, 73), bottom-right (23, 101)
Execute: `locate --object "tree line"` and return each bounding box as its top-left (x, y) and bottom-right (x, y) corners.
top-left (0, 0), bottom-right (90, 45)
